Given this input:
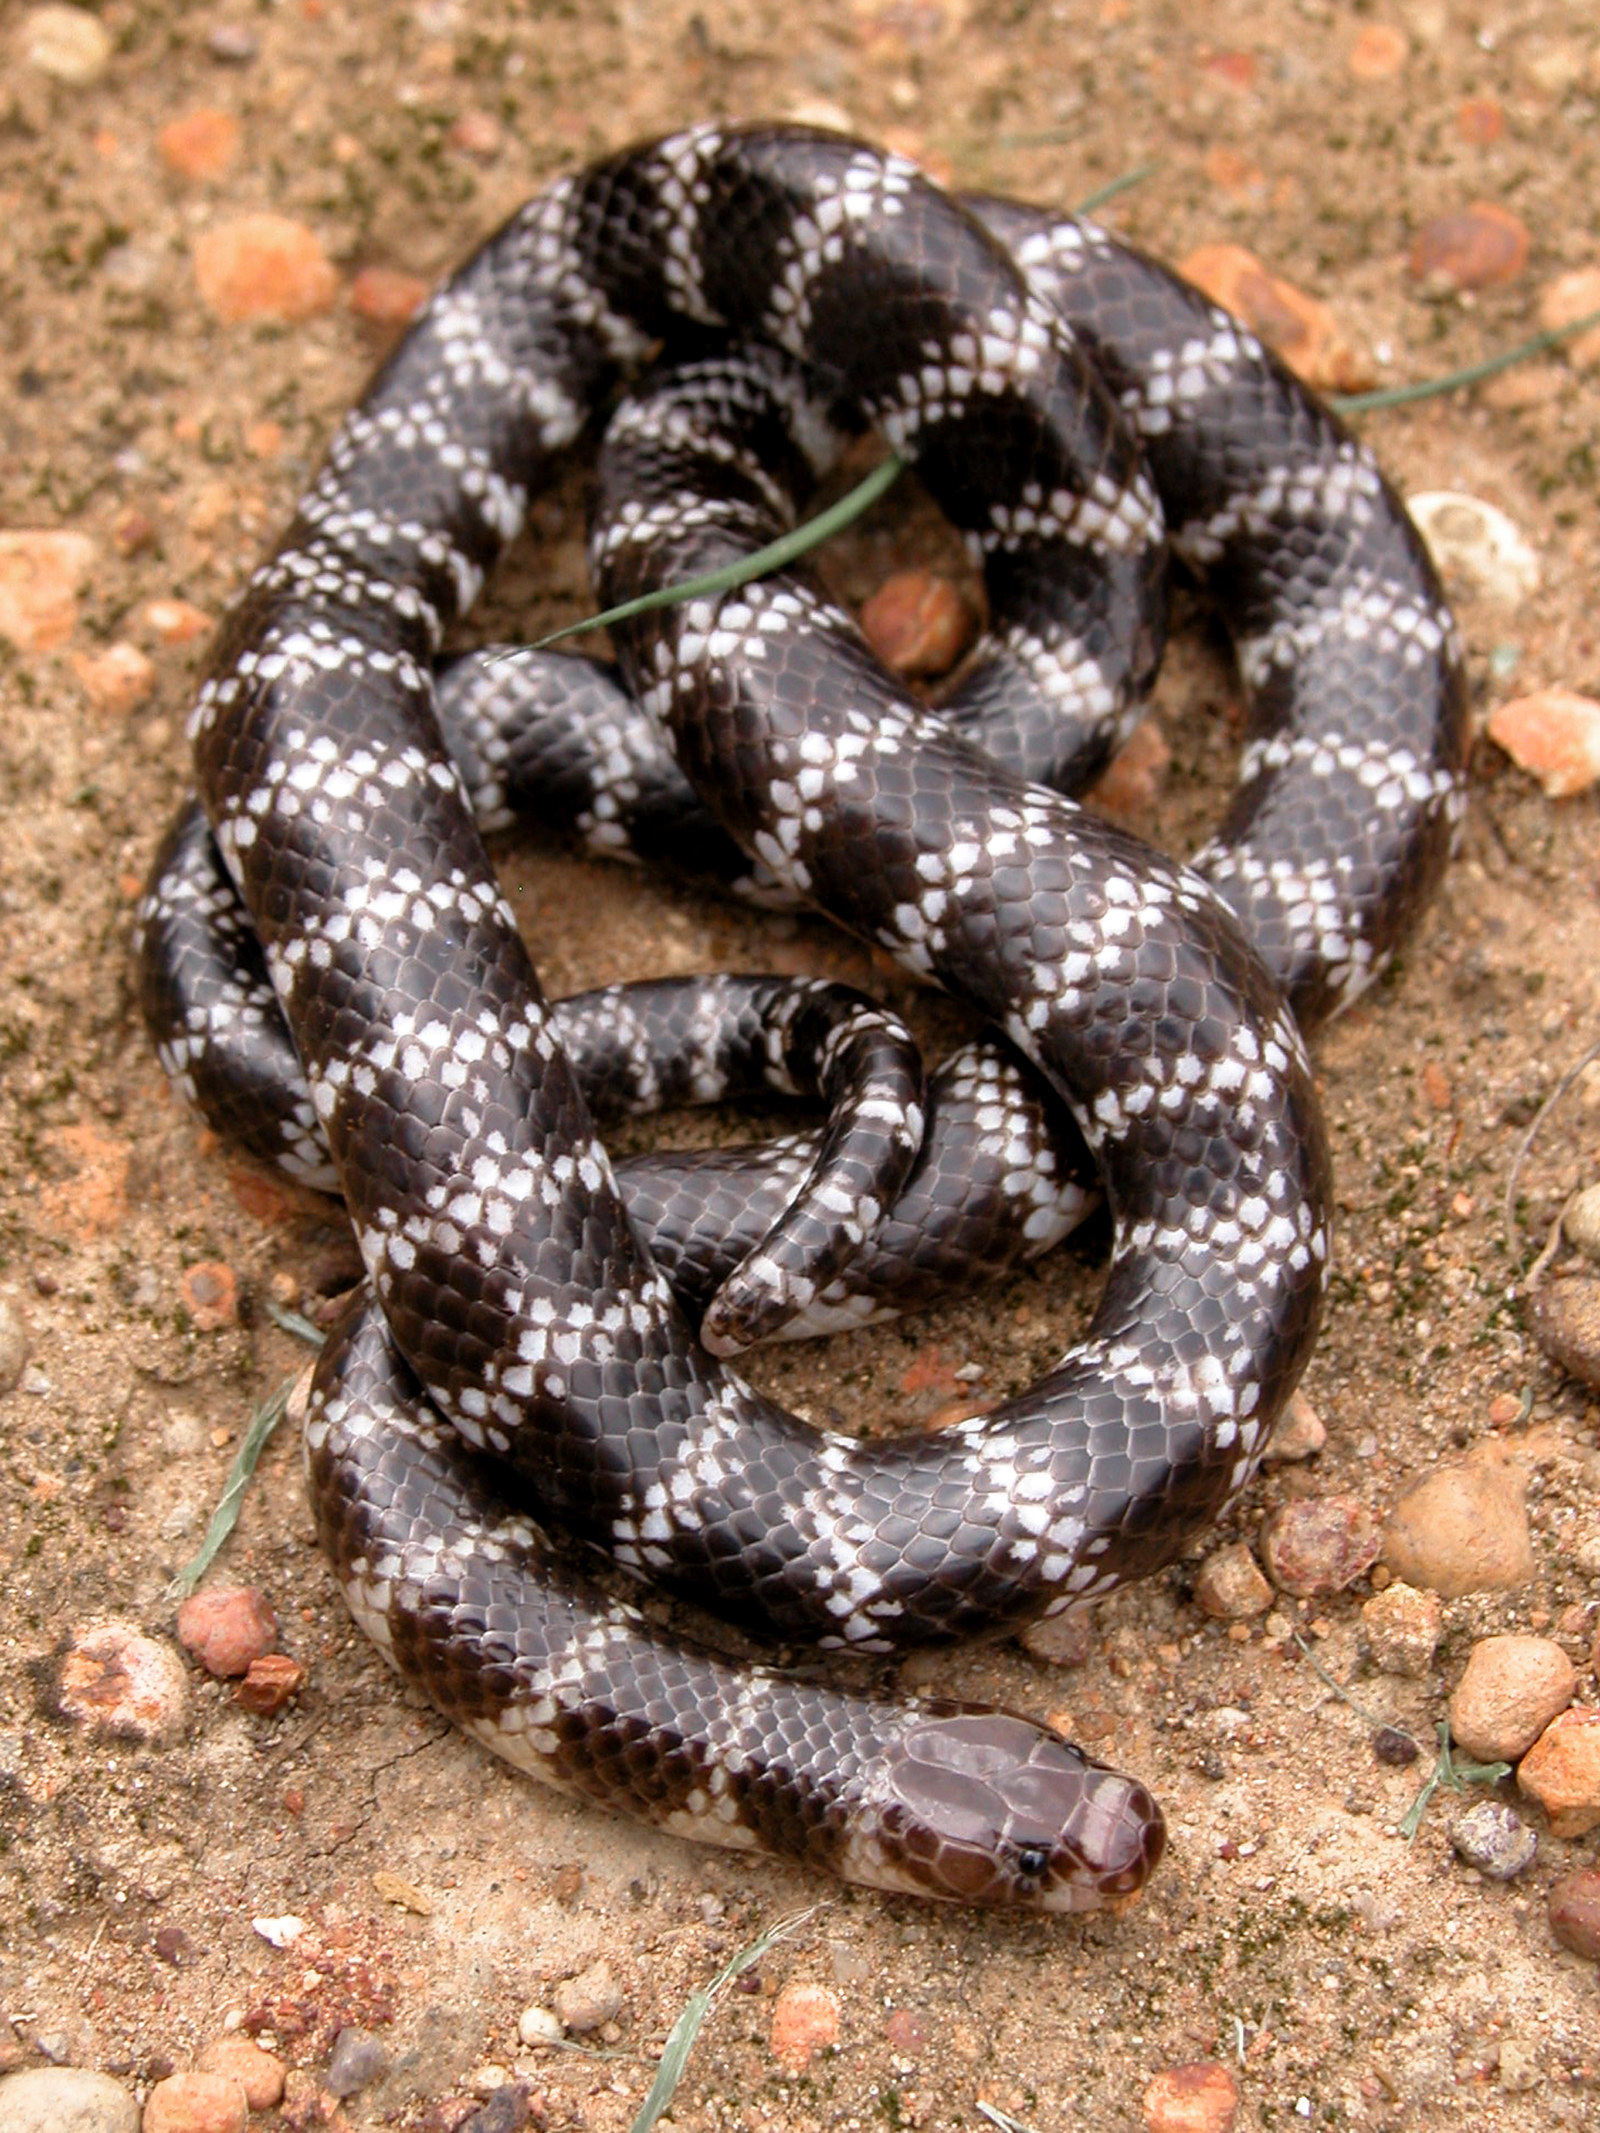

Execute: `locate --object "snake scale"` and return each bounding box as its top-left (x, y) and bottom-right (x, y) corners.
top-left (139, 125), bottom-right (1467, 1908)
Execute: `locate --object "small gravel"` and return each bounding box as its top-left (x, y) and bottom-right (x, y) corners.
top-left (552, 1959), bottom-right (622, 2036)
top-left (1381, 1448), bottom-right (1535, 1597)
top-left (1448, 1802), bottom-right (1539, 1880)
top-left (1360, 1580), bottom-right (1441, 1678)
top-left (324, 2026), bottom-right (390, 2098)
top-left (1547, 1867), bottom-right (1600, 1961)
top-left (0, 2066), bottom-right (139, 2132)
top-left (1448, 1635), bottom-right (1576, 1762)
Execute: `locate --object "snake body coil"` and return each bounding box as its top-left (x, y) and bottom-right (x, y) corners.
top-left (142, 126), bottom-right (1466, 1907)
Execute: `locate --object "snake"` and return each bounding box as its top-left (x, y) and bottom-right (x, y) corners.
top-left (138, 124), bottom-right (1467, 1908)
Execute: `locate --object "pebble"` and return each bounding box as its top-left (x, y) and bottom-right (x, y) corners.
top-left (1142, 2058), bottom-right (1241, 2133)
top-left (1531, 1276), bottom-right (1600, 1390)
top-left (1263, 1389), bottom-right (1325, 1465)
top-left (0, 2067), bottom-right (139, 2132)
top-left (1565, 1186), bottom-right (1600, 1261)
top-left (0, 1295), bottom-right (29, 1393)
top-left (1457, 97), bottom-right (1504, 145)
top-left (1409, 203), bottom-right (1531, 291)
top-left (462, 2086), bottom-right (531, 2133)
top-left (1193, 1542), bottom-right (1273, 1621)
top-left (1177, 243), bottom-right (1372, 393)
top-left (205, 23), bottom-right (259, 63)
top-left (142, 2070), bottom-right (247, 2133)
top-left (1259, 1495), bottom-right (1381, 1597)
top-left (1372, 1725), bottom-right (1420, 1766)
top-left (1538, 267), bottom-right (1600, 369)
top-left (1547, 1866), bottom-right (1600, 1960)
top-left (858, 570), bottom-right (976, 678)
top-left (449, 109), bottom-right (504, 160)
top-left (176, 1586), bottom-right (278, 1678)
top-left (179, 1260), bottom-right (238, 1330)
top-left (1448, 1801), bottom-right (1539, 1879)
top-left (1360, 1580), bottom-right (1441, 1678)
top-left (1381, 1444), bottom-right (1534, 1596)
top-left (192, 215), bottom-right (338, 325)
top-left (1486, 691), bottom-right (1600, 799)
top-left (1498, 2039), bottom-right (1540, 2092)
top-left (57, 1620), bottom-right (188, 1743)
top-left (1089, 718), bottom-right (1170, 817)
top-left (1516, 1706), bottom-right (1600, 1836)
top-left (325, 2027), bottom-right (390, 2098)
top-left (71, 643), bottom-right (156, 715)
top-left (234, 1653), bottom-right (305, 1714)
top-left (143, 598), bottom-right (212, 645)
top-left (1019, 1607), bottom-right (1096, 1666)
top-left (1407, 492), bottom-right (1540, 605)
top-left (1347, 24), bottom-right (1407, 80)
top-left (515, 2007), bottom-right (561, 2049)
top-left (22, 5), bottom-right (111, 86)
top-left (251, 1914), bottom-right (305, 1949)
top-left (1449, 1635), bottom-right (1576, 1761)
top-left (348, 266), bottom-right (430, 327)
top-left (552, 1959), bottom-right (621, 2035)
top-left (157, 109), bottom-right (241, 182)
top-left (0, 529), bottom-right (97, 652)
top-left (769, 1981), bottom-right (840, 2073)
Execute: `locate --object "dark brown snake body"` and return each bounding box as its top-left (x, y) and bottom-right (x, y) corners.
top-left (138, 125), bottom-right (1466, 1907)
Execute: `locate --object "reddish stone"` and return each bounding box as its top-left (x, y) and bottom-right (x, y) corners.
top-left (1260, 1495), bottom-right (1382, 1597)
top-left (0, 529), bottom-right (96, 652)
top-left (1409, 204), bottom-right (1531, 291)
top-left (349, 266), bottom-right (430, 326)
top-left (1457, 97), bottom-right (1504, 144)
top-left (58, 1620), bottom-right (188, 1742)
top-left (236, 1653), bottom-right (306, 1714)
top-left (180, 1260), bottom-right (238, 1329)
top-left (158, 108), bottom-right (241, 181)
top-left (177, 1586), bottom-right (279, 1679)
top-left (1143, 2058), bottom-right (1241, 2132)
top-left (144, 597), bottom-right (213, 644)
top-left (143, 2070), bottom-right (248, 2133)
top-left (1178, 243), bottom-right (1373, 392)
top-left (72, 641), bottom-right (156, 714)
top-left (1548, 1867), bottom-right (1600, 1960)
top-left (1348, 24), bottom-right (1407, 79)
top-left (193, 214), bottom-right (338, 324)
top-left (769, 1981), bottom-right (840, 2072)
top-left (1487, 691), bottom-right (1600, 799)
top-left (859, 569), bottom-right (976, 678)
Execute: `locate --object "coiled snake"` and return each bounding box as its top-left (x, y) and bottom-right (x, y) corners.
top-left (138, 125), bottom-right (1466, 1908)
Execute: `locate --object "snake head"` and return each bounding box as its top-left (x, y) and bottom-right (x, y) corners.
top-left (872, 1708), bottom-right (1165, 1910)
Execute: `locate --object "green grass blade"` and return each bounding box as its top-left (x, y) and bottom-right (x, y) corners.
top-left (523, 455), bottom-right (904, 654)
top-left (629, 1907), bottom-right (819, 2133)
top-left (1334, 306), bottom-right (1600, 414)
top-left (167, 1367), bottom-right (306, 1600)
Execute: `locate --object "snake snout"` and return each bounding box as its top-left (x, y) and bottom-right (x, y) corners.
top-left (885, 1710), bottom-right (1165, 1910)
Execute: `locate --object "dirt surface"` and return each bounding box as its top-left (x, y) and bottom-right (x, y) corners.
top-left (3, 4), bottom-right (1599, 2130)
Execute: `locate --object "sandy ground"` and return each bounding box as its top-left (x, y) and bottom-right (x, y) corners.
top-left (2, 2), bottom-right (1599, 2129)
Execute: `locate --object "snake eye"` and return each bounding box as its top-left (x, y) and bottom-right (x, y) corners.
top-left (1015, 1843), bottom-right (1051, 1879)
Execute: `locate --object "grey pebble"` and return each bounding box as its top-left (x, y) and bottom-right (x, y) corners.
top-left (326, 2025), bottom-right (390, 2097)
top-left (205, 22), bottom-right (260, 62)
top-left (0, 2067), bottom-right (139, 2133)
top-left (0, 1295), bottom-right (29, 1395)
top-left (463, 2084), bottom-right (532, 2133)
top-left (1451, 1801), bottom-right (1539, 1880)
